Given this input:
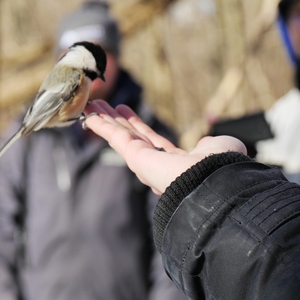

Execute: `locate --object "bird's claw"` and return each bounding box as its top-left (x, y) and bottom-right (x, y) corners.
top-left (80, 112), bottom-right (99, 130)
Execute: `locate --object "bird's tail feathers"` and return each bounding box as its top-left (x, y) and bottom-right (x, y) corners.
top-left (0, 130), bottom-right (22, 159)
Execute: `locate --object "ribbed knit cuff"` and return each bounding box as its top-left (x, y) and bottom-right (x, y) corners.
top-left (153, 151), bottom-right (253, 253)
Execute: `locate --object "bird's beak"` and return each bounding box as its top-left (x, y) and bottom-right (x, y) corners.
top-left (99, 73), bottom-right (106, 82)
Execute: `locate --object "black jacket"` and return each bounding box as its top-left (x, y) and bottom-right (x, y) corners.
top-left (153, 152), bottom-right (300, 299)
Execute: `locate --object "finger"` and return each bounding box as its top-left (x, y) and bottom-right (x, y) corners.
top-left (116, 105), bottom-right (177, 150)
top-left (86, 101), bottom-right (155, 145)
top-left (84, 99), bottom-right (108, 115)
top-left (84, 101), bottom-right (124, 131)
top-left (85, 109), bottom-right (154, 156)
top-left (85, 114), bottom-right (140, 158)
top-left (84, 114), bottom-right (118, 142)
top-left (115, 104), bottom-right (139, 120)
top-left (86, 100), bottom-right (137, 131)
top-left (191, 136), bottom-right (247, 155)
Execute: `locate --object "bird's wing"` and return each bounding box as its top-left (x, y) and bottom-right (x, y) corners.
top-left (23, 68), bottom-right (82, 134)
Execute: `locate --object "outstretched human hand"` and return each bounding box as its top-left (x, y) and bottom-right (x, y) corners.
top-left (84, 100), bottom-right (247, 195)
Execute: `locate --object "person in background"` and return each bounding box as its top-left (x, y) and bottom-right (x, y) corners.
top-left (209, 0), bottom-right (300, 184)
top-left (0, 1), bottom-right (187, 300)
top-left (83, 99), bottom-right (300, 300)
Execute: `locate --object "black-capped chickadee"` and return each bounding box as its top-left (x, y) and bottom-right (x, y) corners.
top-left (0, 41), bottom-right (107, 158)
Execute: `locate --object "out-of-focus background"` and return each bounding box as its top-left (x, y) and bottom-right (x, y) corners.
top-left (0, 0), bottom-right (292, 149)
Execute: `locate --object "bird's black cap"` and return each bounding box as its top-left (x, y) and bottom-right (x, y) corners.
top-left (72, 41), bottom-right (107, 81)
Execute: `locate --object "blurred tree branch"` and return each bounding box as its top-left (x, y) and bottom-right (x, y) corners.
top-left (0, 0), bottom-right (291, 147)
top-left (204, 0), bottom-right (278, 118)
top-left (0, 42), bottom-right (52, 70)
top-left (0, 0), bottom-right (177, 113)
top-left (180, 0), bottom-right (279, 150)
top-left (112, 0), bottom-right (178, 37)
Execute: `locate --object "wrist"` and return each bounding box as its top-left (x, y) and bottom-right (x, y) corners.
top-left (153, 151), bottom-right (253, 252)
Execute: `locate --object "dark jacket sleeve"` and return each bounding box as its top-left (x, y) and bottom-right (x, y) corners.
top-left (153, 152), bottom-right (300, 300)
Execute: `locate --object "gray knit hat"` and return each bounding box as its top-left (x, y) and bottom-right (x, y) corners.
top-left (56, 0), bottom-right (121, 56)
